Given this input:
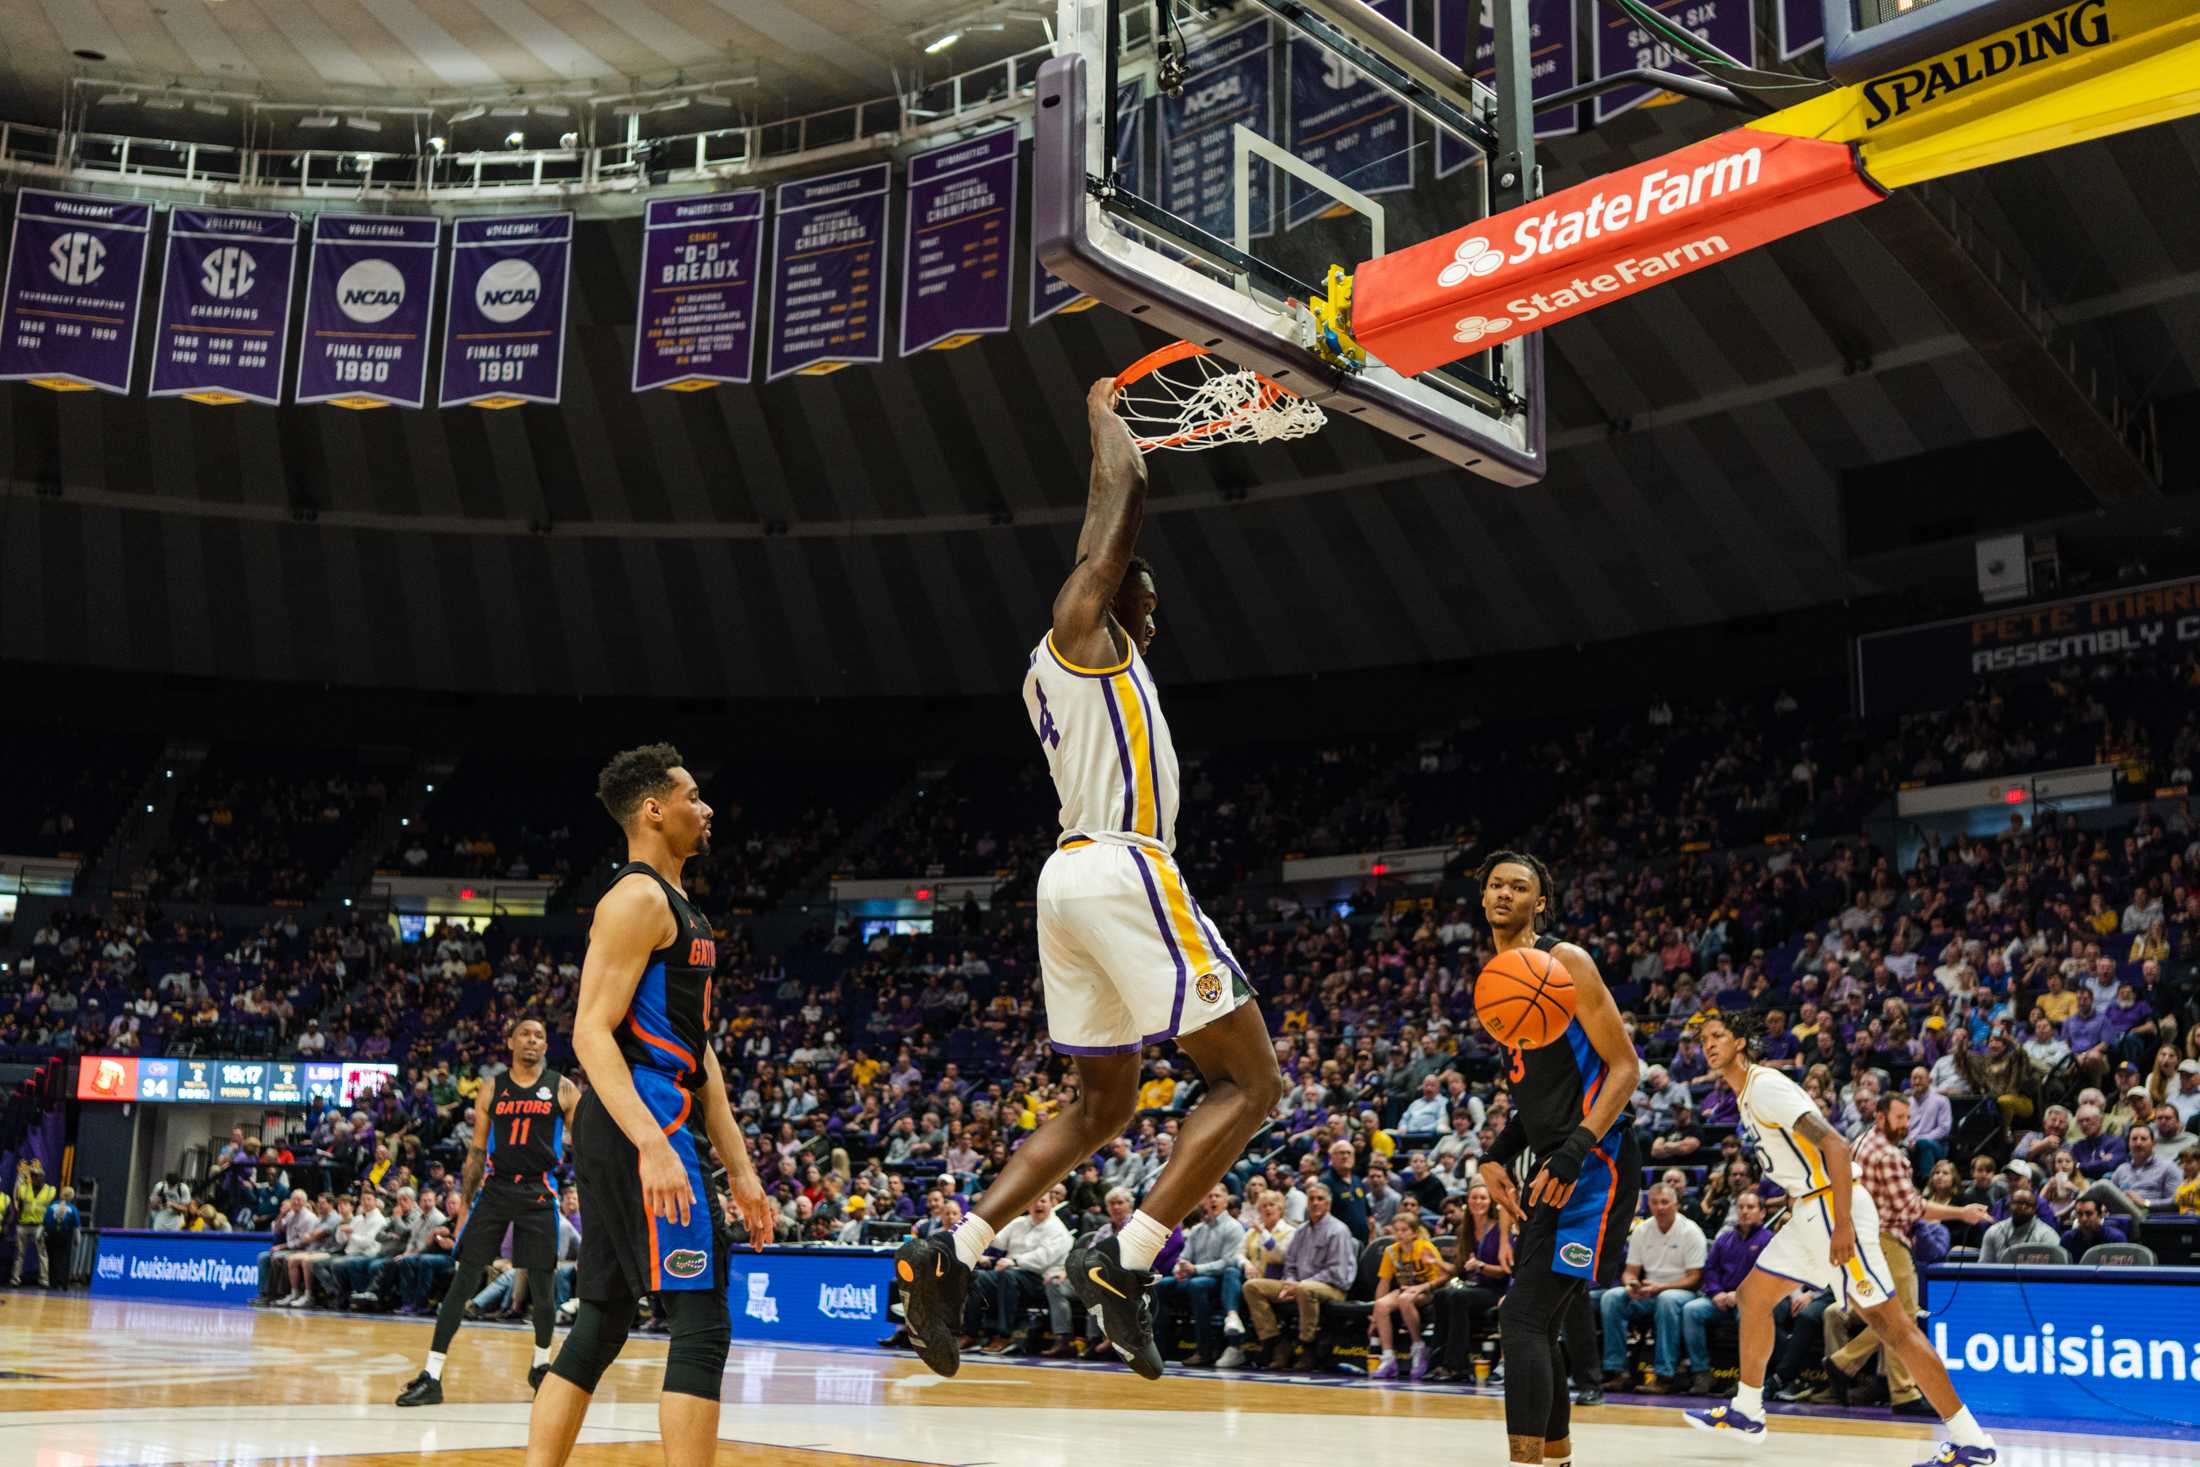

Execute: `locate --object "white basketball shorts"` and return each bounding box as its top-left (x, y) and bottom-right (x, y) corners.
top-left (1757, 1183), bottom-right (1895, 1309)
top-left (1036, 837), bottom-right (1250, 1055)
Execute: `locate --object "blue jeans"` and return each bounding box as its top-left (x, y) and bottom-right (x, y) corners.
top-left (1680, 1295), bottom-right (1737, 1372)
top-left (395, 1252), bottom-right (455, 1310)
top-left (472, 1267), bottom-right (519, 1312)
top-left (1597, 1285), bottom-right (1698, 1379)
top-left (1155, 1266), bottom-right (1245, 1358)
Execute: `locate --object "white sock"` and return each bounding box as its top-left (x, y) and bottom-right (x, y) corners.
top-left (1734, 1383), bottom-right (1764, 1417)
top-left (533, 1344), bottom-right (552, 1368)
top-left (950, 1214), bottom-right (998, 1271)
top-left (1945, 1407), bottom-right (1993, 1449)
top-left (424, 1351), bottom-right (446, 1381)
top-left (1115, 1209), bottom-right (1172, 1272)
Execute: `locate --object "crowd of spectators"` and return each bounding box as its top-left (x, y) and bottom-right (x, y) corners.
top-left (138, 748), bottom-right (392, 903)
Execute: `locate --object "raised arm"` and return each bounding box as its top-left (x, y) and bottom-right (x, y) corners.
top-left (575, 875), bottom-right (694, 1227)
top-left (1051, 379), bottom-right (1149, 669)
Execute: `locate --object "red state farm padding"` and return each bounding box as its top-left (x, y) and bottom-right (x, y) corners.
top-left (1353, 130), bottom-right (1886, 376)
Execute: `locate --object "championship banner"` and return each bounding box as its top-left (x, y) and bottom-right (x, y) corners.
top-left (766, 162), bottom-right (890, 381)
top-left (1158, 21), bottom-right (1276, 243)
top-left (902, 127), bottom-right (1017, 355)
top-left (1594, 0), bottom-right (1755, 124)
top-left (1352, 130), bottom-right (1883, 374)
top-left (439, 212), bottom-right (572, 409)
top-left (1439, 0), bottom-right (1582, 177)
top-left (1781, 0), bottom-right (1826, 57)
top-left (0, 189), bottom-right (152, 395)
top-left (632, 190), bottom-right (765, 393)
top-left (149, 206), bottom-right (299, 406)
top-left (1286, 0), bottom-right (1413, 226)
top-left (1032, 80), bottom-right (1145, 324)
top-left (1855, 574), bottom-right (2200, 715)
top-left (296, 214), bottom-right (440, 410)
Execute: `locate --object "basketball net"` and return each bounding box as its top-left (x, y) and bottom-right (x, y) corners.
top-left (1112, 341), bottom-right (1326, 454)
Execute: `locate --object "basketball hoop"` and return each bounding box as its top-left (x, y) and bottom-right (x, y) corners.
top-left (1111, 341), bottom-right (1326, 454)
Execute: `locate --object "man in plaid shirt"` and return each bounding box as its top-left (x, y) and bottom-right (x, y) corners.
top-left (1824, 1094), bottom-right (1989, 1412)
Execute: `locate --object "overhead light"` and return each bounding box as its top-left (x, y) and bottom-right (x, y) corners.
top-left (427, 135), bottom-right (447, 153)
top-left (144, 95), bottom-right (186, 111)
top-left (192, 100), bottom-right (228, 116)
top-left (449, 104), bottom-right (486, 123)
top-left (490, 105), bottom-right (530, 119)
top-left (504, 129), bottom-right (526, 148)
top-left (925, 30), bottom-right (963, 54)
top-left (558, 131), bottom-right (580, 149)
top-left (96, 91), bottom-right (140, 107)
top-left (612, 102), bottom-right (647, 117)
top-left (300, 114), bottom-right (338, 129)
top-left (344, 114), bottom-right (383, 132)
top-left (533, 103), bottom-right (572, 118)
top-left (693, 92), bottom-right (732, 108)
top-left (651, 96), bottom-right (690, 113)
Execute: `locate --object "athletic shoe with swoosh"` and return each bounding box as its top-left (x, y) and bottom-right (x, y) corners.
top-left (1684, 1403), bottom-right (1766, 1439)
top-left (1065, 1235), bottom-right (1162, 1380)
top-left (893, 1236), bottom-right (972, 1378)
top-left (1914, 1445), bottom-right (1997, 1467)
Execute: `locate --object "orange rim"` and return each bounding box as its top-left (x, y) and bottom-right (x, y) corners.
top-left (1113, 339), bottom-right (1298, 449)
top-left (1113, 338), bottom-right (1212, 388)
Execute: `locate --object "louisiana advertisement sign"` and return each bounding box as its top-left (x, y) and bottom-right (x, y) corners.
top-left (724, 1249), bottom-right (897, 1348)
top-left (1924, 1269), bottom-right (2200, 1427)
top-left (1856, 574), bottom-right (2200, 714)
top-left (92, 1230), bottom-right (270, 1306)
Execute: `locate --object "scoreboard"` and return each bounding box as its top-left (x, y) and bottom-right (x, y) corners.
top-left (77, 1055), bottom-right (398, 1107)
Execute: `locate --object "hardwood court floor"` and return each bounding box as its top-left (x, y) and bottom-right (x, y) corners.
top-left (0, 1292), bottom-right (2190, 1467)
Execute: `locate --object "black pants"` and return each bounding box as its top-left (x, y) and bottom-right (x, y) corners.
top-left (1433, 1283), bottom-right (1506, 1373)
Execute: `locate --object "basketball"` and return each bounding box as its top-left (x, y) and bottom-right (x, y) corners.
top-left (1475, 947), bottom-right (1577, 1050)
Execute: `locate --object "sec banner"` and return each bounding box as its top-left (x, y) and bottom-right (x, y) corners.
top-left (0, 189), bottom-right (153, 394)
top-left (633, 191), bottom-right (765, 392)
top-left (296, 214), bottom-right (440, 410)
top-left (150, 206), bottom-right (299, 406)
top-left (1595, 0), bottom-right (1754, 123)
top-left (768, 163), bottom-right (890, 380)
top-left (901, 127), bottom-right (1017, 355)
top-left (440, 213), bottom-right (572, 408)
top-left (1287, 0), bottom-right (1413, 226)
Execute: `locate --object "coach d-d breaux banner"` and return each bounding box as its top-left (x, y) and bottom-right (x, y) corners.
top-left (768, 162), bottom-right (889, 380)
top-left (902, 127), bottom-right (1016, 355)
top-left (150, 207), bottom-right (299, 406)
top-left (633, 191), bottom-right (765, 393)
top-left (0, 189), bottom-right (152, 394)
top-left (296, 214), bottom-right (439, 410)
top-left (1855, 574), bottom-right (2200, 715)
top-left (441, 212), bottom-right (572, 408)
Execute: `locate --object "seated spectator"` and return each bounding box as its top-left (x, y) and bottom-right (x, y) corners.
top-left (1368, 1208), bottom-right (1451, 1380)
top-left (2058, 1196), bottom-right (2123, 1258)
top-left (1903, 1066), bottom-right (1951, 1176)
top-left (1046, 1188), bottom-right (1130, 1358)
top-left (1680, 1190), bottom-right (1772, 1396)
top-left (1399, 1075), bottom-right (1449, 1134)
top-left (280, 1196), bottom-right (366, 1306)
top-left (2170, 1059), bottom-right (2200, 1128)
top-left (968, 1194), bottom-right (1071, 1354)
top-left (257, 1190), bottom-right (325, 1302)
top-left (1218, 1191), bottom-right (1296, 1368)
top-left (1426, 1182), bottom-right (1509, 1382)
top-left (2177, 1149), bottom-right (2200, 1216)
top-left (391, 1185), bottom-right (462, 1314)
top-left (317, 1189), bottom-right (416, 1309)
top-left (1241, 1183), bottom-right (1357, 1372)
top-left (1977, 1185), bottom-right (2060, 1262)
top-left (2083, 1123), bottom-right (2182, 1222)
top-left (1153, 1184), bottom-right (1247, 1367)
top-left (2065, 1105), bottom-right (2125, 1178)
top-left (1596, 1183), bottom-right (1706, 1393)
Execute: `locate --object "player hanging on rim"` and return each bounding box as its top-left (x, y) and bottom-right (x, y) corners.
top-left (523, 745), bottom-right (777, 1467)
top-left (894, 380), bottom-right (1286, 1380)
top-left (397, 1015), bottom-right (580, 1405)
top-left (1683, 1011), bottom-right (1998, 1466)
top-left (1474, 852), bottom-right (1643, 1467)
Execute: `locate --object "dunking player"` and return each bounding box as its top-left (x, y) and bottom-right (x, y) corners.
top-left (1682, 1011), bottom-right (1998, 1466)
top-left (397, 1016), bottom-right (579, 1404)
top-left (524, 745), bottom-right (776, 1467)
top-left (1474, 852), bottom-right (1642, 1467)
top-left (894, 380), bottom-right (1285, 1380)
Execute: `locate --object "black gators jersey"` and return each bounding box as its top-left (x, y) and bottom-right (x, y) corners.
top-left (608, 862), bottom-right (717, 1093)
top-left (485, 1066), bottom-right (565, 1187)
top-left (1508, 934), bottom-right (1629, 1155)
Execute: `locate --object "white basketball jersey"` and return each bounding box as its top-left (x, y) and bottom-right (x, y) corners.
top-left (1733, 1064), bottom-right (1836, 1198)
top-left (1023, 628), bottom-right (1180, 853)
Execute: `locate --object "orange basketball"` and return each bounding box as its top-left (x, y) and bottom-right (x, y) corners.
top-left (1475, 947), bottom-right (1577, 1050)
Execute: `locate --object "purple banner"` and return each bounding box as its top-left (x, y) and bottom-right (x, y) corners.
top-left (1595, 0), bottom-right (1754, 124)
top-left (767, 163), bottom-right (889, 381)
top-left (1159, 21), bottom-right (1276, 244)
top-left (901, 127), bottom-right (1016, 355)
top-left (149, 207), bottom-right (298, 406)
top-left (1032, 80), bottom-right (1146, 324)
top-left (0, 189), bottom-right (152, 395)
top-left (1781, 0), bottom-right (1825, 57)
top-left (632, 191), bottom-right (764, 392)
top-left (1286, 0), bottom-right (1413, 227)
top-left (296, 214), bottom-right (440, 410)
top-left (1438, 0), bottom-right (1581, 173)
top-left (439, 212), bottom-right (571, 408)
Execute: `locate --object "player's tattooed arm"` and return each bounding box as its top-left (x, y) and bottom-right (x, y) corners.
top-left (457, 1084), bottom-right (491, 1226)
top-left (1054, 378), bottom-right (1149, 669)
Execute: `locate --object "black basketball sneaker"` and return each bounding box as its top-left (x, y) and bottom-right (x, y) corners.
top-left (1066, 1235), bottom-right (1162, 1380)
top-left (529, 1363), bottom-right (551, 1394)
top-left (394, 1370), bottom-right (443, 1407)
top-left (894, 1236), bottom-right (972, 1378)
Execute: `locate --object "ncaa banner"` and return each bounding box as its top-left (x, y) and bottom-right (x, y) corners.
top-left (1286, 0), bottom-right (1414, 226)
top-left (440, 212), bottom-right (572, 408)
top-left (93, 1229), bottom-right (269, 1306)
top-left (1594, 0), bottom-right (1754, 123)
top-left (296, 214), bottom-right (440, 410)
top-left (0, 188), bottom-right (152, 394)
top-left (633, 191), bottom-right (765, 392)
top-left (766, 162), bottom-right (889, 381)
top-left (149, 206), bottom-right (299, 406)
top-left (1159, 21), bottom-right (1276, 244)
top-left (1438, 0), bottom-right (1582, 175)
top-left (1032, 80), bottom-right (1145, 324)
top-left (901, 127), bottom-right (1017, 355)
